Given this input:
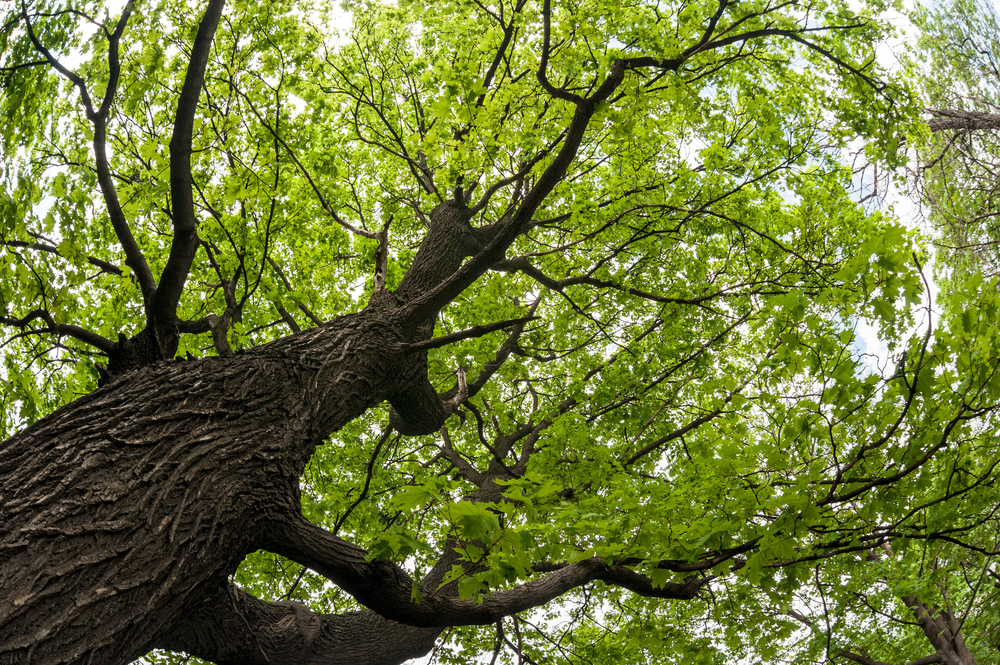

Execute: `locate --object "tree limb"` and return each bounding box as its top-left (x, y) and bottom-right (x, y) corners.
top-left (927, 108), bottom-right (1000, 132)
top-left (397, 316), bottom-right (538, 354)
top-left (21, 0), bottom-right (156, 300)
top-left (150, 0), bottom-right (227, 329)
top-left (837, 650), bottom-right (943, 665)
top-left (155, 582), bottom-right (443, 665)
top-left (268, 513), bottom-right (706, 628)
top-left (3, 240), bottom-right (123, 276)
top-left (0, 308), bottom-right (116, 353)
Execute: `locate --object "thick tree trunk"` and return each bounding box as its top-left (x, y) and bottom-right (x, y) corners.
top-left (0, 202), bottom-right (484, 665)
top-left (0, 306), bottom-right (409, 664)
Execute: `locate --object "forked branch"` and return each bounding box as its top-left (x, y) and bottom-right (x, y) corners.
top-left (21, 0), bottom-right (156, 301)
top-left (402, 4), bottom-right (884, 327)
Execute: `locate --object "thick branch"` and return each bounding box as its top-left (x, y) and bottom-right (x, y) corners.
top-left (155, 582), bottom-right (442, 665)
top-left (401, 60), bottom-right (638, 324)
top-left (268, 513), bottom-right (704, 628)
top-left (537, 0), bottom-right (584, 103)
top-left (927, 108), bottom-right (1000, 132)
top-left (90, 3), bottom-right (155, 300)
top-left (902, 597), bottom-right (973, 665)
top-left (151, 0), bottom-right (227, 327)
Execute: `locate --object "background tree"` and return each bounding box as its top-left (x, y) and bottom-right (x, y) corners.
top-left (2, 0), bottom-right (998, 663)
top-left (826, 2), bottom-right (1000, 663)
top-left (912, 0), bottom-right (1000, 280)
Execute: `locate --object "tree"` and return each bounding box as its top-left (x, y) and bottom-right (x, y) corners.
top-left (911, 0), bottom-right (1000, 281)
top-left (2, 0), bottom-right (999, 663)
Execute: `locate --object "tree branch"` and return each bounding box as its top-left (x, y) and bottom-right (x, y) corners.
top-left (268, 513), bottom-right (705, 628)
top-left (155, 582), bottom-right (443, 665)
top-left (150, 0), bottom-right (227, 329)
top-left (397, 316), bottom-right (538, 354)
top-left (0, 308), bottom-right (116, 353)
top-left (401, 57), bottom-right (641, 325)
top-left (927, 108), bottom-right (1000, 132)
top-left (21, 0), bottom-right (156, 300)
top-left (536, 0), bottom-right (584, 103)
top-left (3, 240), bottom-right (123, 276)
top-left (402, 19), bottom-right (870, 326)
top-left (233, 83), bottom-right (379, 239)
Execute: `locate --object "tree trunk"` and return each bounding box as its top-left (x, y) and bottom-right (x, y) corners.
top-left (1, 308), bottom-right (401, 663)
top-left (0, 202), bottom-right (483, 665)
top-left (902, 597), bottom-right (977, 665)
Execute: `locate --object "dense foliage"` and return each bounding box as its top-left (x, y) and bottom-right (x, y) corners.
top-left (2, 0), bottom-right (1000, 662)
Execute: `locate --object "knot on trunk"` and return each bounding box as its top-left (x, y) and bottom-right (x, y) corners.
top-left (270, 600), bottom-right (322, 643)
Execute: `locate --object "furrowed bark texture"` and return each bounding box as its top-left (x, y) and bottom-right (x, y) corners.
top-left (154, 582), bottom-right (443, 665)
top-left (0, 204), bottom-right (484, 665)
top-left (1, 312), bottom-right (401, 664)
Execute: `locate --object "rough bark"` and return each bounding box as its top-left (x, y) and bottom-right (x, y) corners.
top-left (154, 583), bottom-right (443, 665)
top-left (0, 196), bottom-right (485, 663)
top-left (0, 306), bottom-right (405, 664)
top-left (927, 109), bottom-right (1000, 133)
